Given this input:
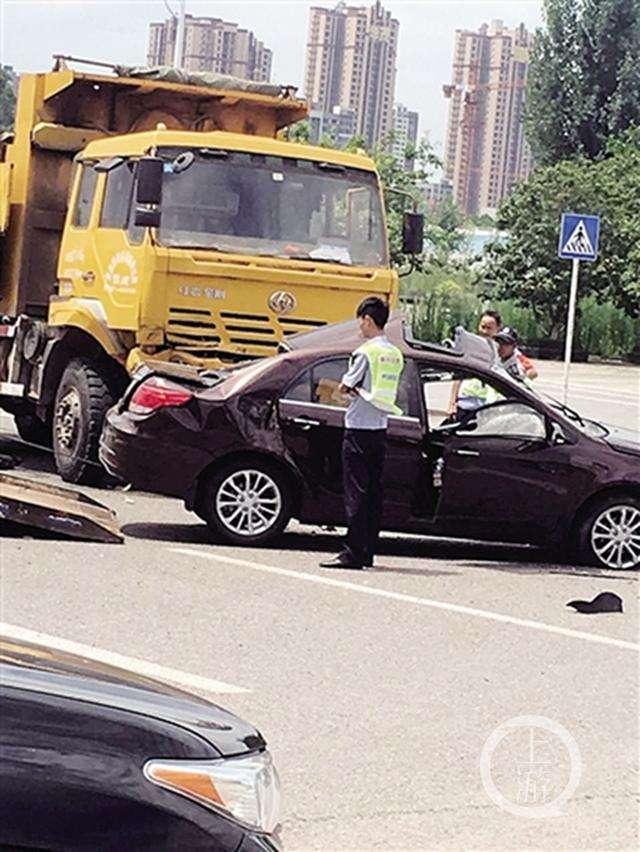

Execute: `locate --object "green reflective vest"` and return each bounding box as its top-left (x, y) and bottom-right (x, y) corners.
top-left (354, 337), bottom-right (404, 415)
top-left (458, 376), bottom-right (502, 406)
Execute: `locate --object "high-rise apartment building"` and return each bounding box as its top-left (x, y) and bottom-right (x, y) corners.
top-left (423, 180), bottom-right (453, 210)
top-left (147, 15), bottom-right (272, 82)
top-left (304, 1), bottom-right (399, 149)
top-left (392, 103), bottom-right (419, 170)
top-left (309, 106), bottom-right (358, 148)
top-left (443, 20), bottom-right (533, 216)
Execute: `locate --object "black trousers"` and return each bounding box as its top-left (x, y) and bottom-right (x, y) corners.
top-left (341, 428), bottom-right (386, 566)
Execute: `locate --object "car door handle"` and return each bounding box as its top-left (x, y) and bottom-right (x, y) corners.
top-left (81, 271), bottom-right (95, 283)
top-left (291, 417), bottom-right (321, 429)
top-left (452, 448), bottom-right (480, 457)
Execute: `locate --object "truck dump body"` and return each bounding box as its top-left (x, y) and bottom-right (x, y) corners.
top-left (0, 64), bottom-right (307, 317)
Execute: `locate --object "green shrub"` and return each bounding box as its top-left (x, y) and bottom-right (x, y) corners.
top-left (577, 296), bottom-right (638, 358)
top-left (400, 269), bottom-right (481, 342)
top-left (401, 273), bottom-right (638, 358)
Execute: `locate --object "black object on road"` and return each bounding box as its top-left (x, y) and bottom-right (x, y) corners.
top-left (0, 635), bottom-right (281, 851)
top-left (566, 592), bottom-right (624, 614)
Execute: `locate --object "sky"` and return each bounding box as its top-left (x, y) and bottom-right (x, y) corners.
top-left (0, 0), bottom-right (544, 152)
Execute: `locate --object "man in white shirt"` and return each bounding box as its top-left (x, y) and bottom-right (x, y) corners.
top-left (320, 298), bottom-right (404, 570)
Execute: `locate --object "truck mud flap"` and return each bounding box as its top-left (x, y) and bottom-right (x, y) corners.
top-left (0, 474), bottom-right (123, 544)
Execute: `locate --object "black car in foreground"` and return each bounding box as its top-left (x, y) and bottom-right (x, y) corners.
top-left (0, 636), bottom-right (281, 851)
top-left (101, 317), bottom-right (640, 570)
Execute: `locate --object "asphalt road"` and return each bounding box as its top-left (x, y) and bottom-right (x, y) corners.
top-left (1, 360), bottom-right (638, 850)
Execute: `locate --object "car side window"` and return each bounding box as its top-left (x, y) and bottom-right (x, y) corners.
top-left (458, 401), bottom-right (547, 439)
top-left (312, 358), bottom-right (350, 408)
top-left (283, 356), bottom-right (419, 416)
top-left (282, 367), bottom-right (312, 402)
top-left (72, 163), bottom-right (98, 228)
top-left (281, 359), bottom-right (349, 407)
top-left (422, 367), bottom-right (515, 428)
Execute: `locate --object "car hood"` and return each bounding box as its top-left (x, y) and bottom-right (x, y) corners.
top-left (0, 637), bottom-right (263, 757)
top-left (603, 425), bottom-right (640, 458)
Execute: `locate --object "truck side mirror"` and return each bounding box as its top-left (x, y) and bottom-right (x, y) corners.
top-left (136, 157), bottom-right (163, 205)
top-left (402, 211), bottom-right (424, 255)
top-left (134, 207), bottom-right (161, 228)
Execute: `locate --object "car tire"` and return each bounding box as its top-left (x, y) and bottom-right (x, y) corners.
top-left (200, 459), bottom-right (292, 546)
top-left (576, 495), bottom-right (640, 570)
top-left (53, 358), bottom-right (116, 485)
top-left (14, 412), bottom-right (52, 448)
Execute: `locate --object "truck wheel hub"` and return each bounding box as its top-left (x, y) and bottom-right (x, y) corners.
top-left (55, 388), bottom-right (81, 450)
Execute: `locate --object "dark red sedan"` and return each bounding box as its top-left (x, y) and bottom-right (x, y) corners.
top-left (100, 318), bottom-right (640, 570)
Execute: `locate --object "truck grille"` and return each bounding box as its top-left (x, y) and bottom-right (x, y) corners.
top-left (166, 308), bottom-right (221, 356)
top-left (277, 317), bottom-right (327, 336)
top-left (166, 309), bottom-right (327, 357)
top-left (219, 311), bottom-right (279, 350)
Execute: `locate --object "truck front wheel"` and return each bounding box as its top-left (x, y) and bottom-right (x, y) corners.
top-left (53, 358), bottom-right (116, 485)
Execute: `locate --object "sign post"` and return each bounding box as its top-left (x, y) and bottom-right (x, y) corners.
top-left (558, 212), bottom-right (601, 403)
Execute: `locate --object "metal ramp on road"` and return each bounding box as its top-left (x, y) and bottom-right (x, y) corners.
top-left (0, 474), bottom-right (123, 544)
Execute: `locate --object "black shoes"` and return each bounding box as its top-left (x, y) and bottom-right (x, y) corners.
top-left (319, 556), bottom-right (370, 570)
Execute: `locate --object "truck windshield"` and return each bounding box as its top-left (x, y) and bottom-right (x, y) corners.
top-left (156, 149), bottom-right (387, 267)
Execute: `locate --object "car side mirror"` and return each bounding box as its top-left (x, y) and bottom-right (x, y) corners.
top-left (549, 421), bottom-right (569, 446)
top-left (134, 206), bottom-right (161, 228)
top-left (136, 157), bottom-right (163, 205)
top-left (402, 211), bottom-right (424, 255)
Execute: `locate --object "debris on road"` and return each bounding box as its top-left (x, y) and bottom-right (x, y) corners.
top-left (0, 473), bottom-right (123, 544)
top-left (566, 591), bottom-right (624, 614)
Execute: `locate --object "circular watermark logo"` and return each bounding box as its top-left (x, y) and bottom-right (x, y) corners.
top-left (480, 715), bottom-right (582, 818)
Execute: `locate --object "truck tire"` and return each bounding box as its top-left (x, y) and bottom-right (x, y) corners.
top-left (14, 413), bottom-right (52, 448)
top-left (53, 358), bottom-right (115, 485)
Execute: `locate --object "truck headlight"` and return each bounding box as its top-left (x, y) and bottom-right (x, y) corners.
top-left (144, 751), bottom-right (280, 834)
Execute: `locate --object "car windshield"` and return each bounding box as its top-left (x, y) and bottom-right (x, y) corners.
top-left (506, 377), bottom-right (609, 438)
top-left (156, 148), bottom-right (387, 267)
top-left (541, 396), bottom-right (610, 438)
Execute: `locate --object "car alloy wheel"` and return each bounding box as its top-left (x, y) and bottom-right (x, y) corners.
top-left (215, 468), bottom-right (283, 537)
top-left (590, 504), bottom-right (640, 570)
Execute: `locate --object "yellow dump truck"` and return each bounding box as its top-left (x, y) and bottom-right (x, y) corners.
top-left (0, 58), bottom-right (422, 484)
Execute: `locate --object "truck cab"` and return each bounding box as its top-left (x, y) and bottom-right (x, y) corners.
top-left (56, 130), bottom-right (395, 369)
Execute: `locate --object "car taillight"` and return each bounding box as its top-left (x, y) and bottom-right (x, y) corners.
top-left (128, 376), bottom-right (194, 415)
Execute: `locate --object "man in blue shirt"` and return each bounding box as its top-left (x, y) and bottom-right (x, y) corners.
top-left (320, 297), bottom-right (403, 570)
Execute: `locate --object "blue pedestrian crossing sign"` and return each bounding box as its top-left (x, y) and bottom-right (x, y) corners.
top-left (558, 212), bottom-right (600, 262)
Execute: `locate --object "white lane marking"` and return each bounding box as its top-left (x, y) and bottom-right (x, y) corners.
top-left (537, 383), bottom-right (639, 405)
top-left (536, 393), bottom-right (638, 410)
top-left (170, 548), bottom-right (640, 654)
top-left (0, 622), bottom-right (249, 695)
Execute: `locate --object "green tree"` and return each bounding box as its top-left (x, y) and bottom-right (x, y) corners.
top-left (525, 0), bottom-right (640, 164)
top-left (424, 197), bottom-right (465, 259)
top-left (482, 128), bottom-right (640, 337)
top-left (368, 134), bottom-right (442, 268)
top-left (0, 68), bottom-right (16, 132)
top-left (286, 119), bottom-right (310, 144)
